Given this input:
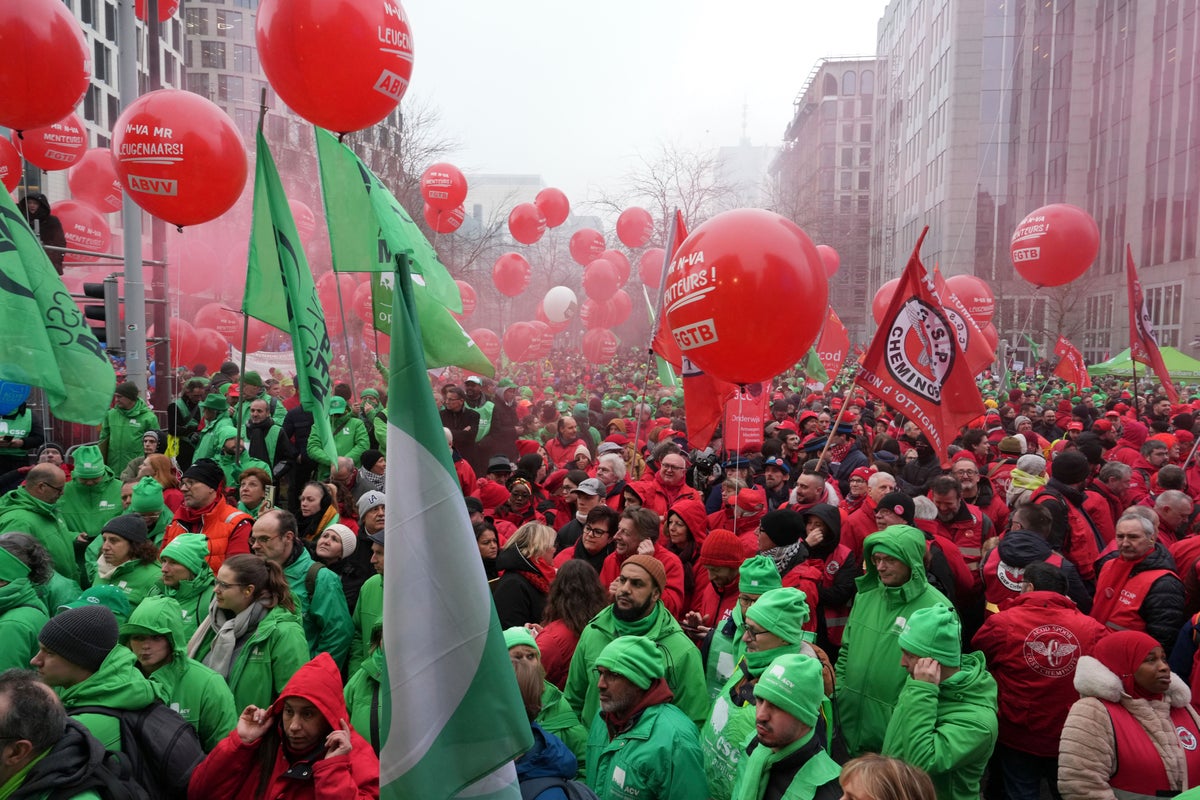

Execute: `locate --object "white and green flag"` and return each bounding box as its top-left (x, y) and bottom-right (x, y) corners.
top-left (381, 253), bottom-right (531, 799)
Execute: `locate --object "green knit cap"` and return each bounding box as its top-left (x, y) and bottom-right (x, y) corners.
top-left (503, 626), bottom-right (539, 654)
top-left (0, 547), bottom-right (29, 581)
top-left (594, 635), bottom-right (665, 690)
top-left (739, 555), bottom-right (783, 594)
top-left (753, 653), bottom-right (825, 726)
top-left (130, 476), bottom-right (164, 513)
top-left (745, 587), bottom-right (810, 646)
top-left (159, 533), bottom-right (211, 578)
top-left (72, 444), bottom-right (106, 479)
top-left (898, 604), bottom-right (961, 667)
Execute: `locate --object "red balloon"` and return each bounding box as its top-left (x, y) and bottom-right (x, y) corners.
top-left (663, 209), bottom-right (827, 384)
top-left (945, 274), bottom-right (995, 325)
top-left (169, 318), bottom-right (198, 368)
top-left (583, 259), bottom-right (619, 302)
top-left (535, 301), bottom-right (570, 334)
top-left (469, 328), bottom-right (501, 363)
top-left (455, 280), bottom-right (477, 317)
top-left (579, 298), bottom-right (606, 330)
top-left (492, 252), bottom-right (531, 297)
top-left (135, 0), bottom-right (180, 21)
top-left (111, 90), bottom-right (248, 227)
top-left (55, 201), bottom-right (111, 265)
top-left (616, 207), bottom-right (654, 249)
top-left (527, 320), bottom-right (553, 359)
top-left (255, 0), bottom-right (412, 134)
top-left (508, 203), bottom-right (546, 245)
top-left (1010, 203), bottom-right (1099, 287)
top-left (503, 322), bottom-right (536, 362)
top-left (245, 318), bottom-right (272, 352)
top-left (195, 302), bottom-right (242, 347)
top-left (600, 249), bottom-right (631, 288)
top-left (981, 323), bottom-right (999, 354)
top-left (638, 248), bottom-right (667, 287)
top-left (424, 204), bottom-right (465, 234)
top-left (420, 163), bottom-right (467, 212)
top-left (289, 200), bottom-right (317, 245)
top-left (68, 149), bottom-right (123, 212)
top-left (582, 328), bottom-right (619, 365)
top-left (569, 228), bottom-right (606, 266)
top-left (871, 278), bottom-right (901, 325)
top-left (0, 139), bottom-right (21, 193)
top-left (535, 188), bottom-right (570, 228)
top-left (315, 272), bottom-right (358, 311)
top-left (14, 113), bottom-right (86, 171)
top-left (0, 0), bottom-right (90, 131)
top-left (193, 327), bottom-right (231, 372)
top-left (606, 290), bottom-right (633, 327)
top-left (816, 245), bottom-right (840, 278)
top-left (352, 281), bottom-right (375, 325)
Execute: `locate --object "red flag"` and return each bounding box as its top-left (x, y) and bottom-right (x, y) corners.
top-left (722, 381), bottom-right (769, 453)
top-left (681, 355), bottom-right (740, 450)
top-left (650, 210), bottom-right (687, 369)
top-left (931, 266), bottom-right (995, 375)
top-left (1126, 244), bottom-right (1178, 402)
top-left (856, 228), bottom-right (984, 461)
top-left (816, 308), bottom-right (850, 381)
top-left (1052, 335), bottom-right (1092, 389)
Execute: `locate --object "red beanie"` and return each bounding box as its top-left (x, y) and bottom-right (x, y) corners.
top-left (515, 439), bottom-right (541, 457)
top-left (698, 529), bottom-right (748, 568)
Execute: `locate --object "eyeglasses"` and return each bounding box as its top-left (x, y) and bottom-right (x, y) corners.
top-left (583, 525), bottom-right (610, 537)
top-left (659, 463), bottom-right (686, 472)
top-left (952, 469), bottom-right (979, 477)
top-left (214, 579), bottom-right (245, 590)
top-left (742, 625), bottom-right (772, 641)
top-left (249, 534), bottom-right (279, 545)
top-left (509, 491), bottom-right (531, 499)
top-left (39, 481), bottom-right (65, 496)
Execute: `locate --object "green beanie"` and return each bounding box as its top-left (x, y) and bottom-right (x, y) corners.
top-left (360, 388), bottom-right (380, 400)
top-left (0, 547), bottom-right (29, 581)
top-left (130, 476), bottom-right (164, 513)
top-left (739, 555), bottom-right (783, 595)
top-left (200, 393), bottom-right (229, 412)
top-left (594, 635), bottom-right (665, 690)
top-left (211, 420), bottom-right (238, 444)
top-left (753, 653), bottom-right (825, 726)
top-left (159, 533), bottom-right (211, 578)
top-left (745, 587), bottom-right (810, 645)
top-left (242, 371), bottom-right (263, 388)
top-left (520, 387), bottom-right (533, 399)
top-left (898, 604), bottom-right (961, 667)
top-left (503, 626), bottom-right (539, 654)
top-left (72, 444), bottom-right (106, 479)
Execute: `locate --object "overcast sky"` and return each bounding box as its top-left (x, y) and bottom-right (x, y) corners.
top-left (404, 0), bottom-right (891, 210)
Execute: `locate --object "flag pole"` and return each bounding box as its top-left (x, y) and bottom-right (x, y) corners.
top-left (814, 373), bottom-right (863, 467)
top-left (1183, 431), bottom-right (1200, 468)
top-left (633, 209), bottom-right (682, 453)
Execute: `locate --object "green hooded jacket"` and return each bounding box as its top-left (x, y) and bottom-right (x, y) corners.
top-left (99, 398), bottom-right (159, 473)
top-left (307, 412), bottom-right (369, 468)
top-left (0, 487), bottom-right (78, 582)
top-left (34, 571), bottom-right (82, 616)
top-left (212, 452), bottom-right (271, 488)
top-left (57, 473), bottom-right (123, 540)
top-left (282, 544), bottom-right (353, 669)
top-left (58, 645), bottom-right (164, 751)
top-left (539, 681), bottom-right (588, 778)
top-left (584, 698), bottom-right (708, 800)
top-left (348, 573), bottom-right (382, 676)
top-left (564, 602), bottom-right (709, 727)
top-left (94, 557), bottom-right (160, 610)
top-left (881, 651), bottom-right (999, 800)
top-left (145, 533), bottom-right (214, 640)
top-left (119, 596), bottom-right (238, 752)
top-left (189, 603), bottom-right (311, 712)
top-left (344, 644), bottom-right (385, 752)
top-left (0, 575), bottom-right (48, 672)
top-left (834, 524), bottom-right (953, 757)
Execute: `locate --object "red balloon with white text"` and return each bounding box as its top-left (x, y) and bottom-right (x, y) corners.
top-left (0, 0), bottom-right (90, 131)
top-left (535, 188), bottom-right (570, 228)
top-left (55, 201), bottom-right (111, 265)
top-left (569, 229), bottom-right (605, 267)
top-left (1010, 203), bottom-right (1099, 287)
top-left (420, 163), bottom-right (467, 212)
top-left (15, 112), bottom-right (86, 171)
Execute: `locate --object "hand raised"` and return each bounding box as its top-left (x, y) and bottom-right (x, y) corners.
top-left (325, 718), bottom-right (353, 759)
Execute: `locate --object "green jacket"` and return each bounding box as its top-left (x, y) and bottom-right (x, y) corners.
top-left (730, 731), bottom-right (841, 800)
top-left (468, 399), bottom-right (494, 442)
top-left (83, 508), bottom-right (171, 586)
top-left (348, 573), bottom-right (382, 675)
top-left (539, 681), bottom-right (588, 779)
top-left (0, 576), bottom-right (48, 672)
top-left (190, 603), bottom-right (311, 712)
top-left (58, 646), bottom-right (163, 751)
top-left (344, 645), bottom-right (385, 752)
top-left (99, 398), bottom-right (159, 473)
top-left (57, 473), bottom-right (123, 540)
top-left (121, 596), bottom-right (238, 752)
top-left (834, 524), bottom-right (953, 757)
top-left (146, 574), bottom-right (214, 641)
top-left (281, 545), bottom-right (353, 669)
top-left (94, 558), bottom-right (161, 609)
top-left (564, 603), bottom-right (709, 727)
top-left (0, 488), bottom-right (78, 581)
top-left (881, 651), bottom-right (999, 800)
top-left (584, 699), bottom-right (708, 800)
top-left (34, 571), bottom-right (82, 616)
top-left (212, 452), bottom-right (271, 488)
top-left (307, 412), bottom-right (369, 468)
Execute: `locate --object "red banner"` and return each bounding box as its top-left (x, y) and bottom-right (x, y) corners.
top-left (931, 267), bottom-right (995, 375)
top-left (816, 307), bottom-right (850, 382)
top-left (1126, 244), bottom-right (1178, 402)
top-left (650, 210), bottom-right (688, 369)
top-left (681, 354), bottom-right (738, 450)
top-left (1052, 335), bottom-right (1092, 389)
top-left (723, 382), bottom-right (768, 453)
top-left (856, 228), bottom-right (984, 461)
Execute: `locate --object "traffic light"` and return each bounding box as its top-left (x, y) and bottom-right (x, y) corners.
top-left (82, 276), bottom-right (123, 352)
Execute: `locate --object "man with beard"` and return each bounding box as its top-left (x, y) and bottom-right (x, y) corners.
top-left (564, 554), bottom-right (707, 727)
top-left (584, 636), bottom-right (706, 800)
top-left (160, 459), bottom-right (253, 574)
top-left (760, 457), bottom-right (790, 511)
top-left (244, 398), bottom-right (293, 478)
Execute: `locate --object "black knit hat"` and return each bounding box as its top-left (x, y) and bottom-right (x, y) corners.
top-left (183, 458), bottom-right (224, 490)
top-left (101, 514), bottom-right (148, 544)
top-left (759, 509), bottom-right (806, 547)
top-left (1051, 450), bottom-right (1090, 486)
top-left (361, 449), bottom-right (384, 472)
top-left (114, 381), bottom-right (139, 402)
top-left (877, 492), bottom-right (916, 525)
top-left (39, 605), bottom-right (118, 672)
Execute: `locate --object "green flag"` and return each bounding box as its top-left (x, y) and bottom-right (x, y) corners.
top-left (1022, 333), bottom-right (1041, 362)
top-left (243, 128), bottom-right (338, 470)
top-left (0, 192), bottom-right (114, 424)
top-left (656, 355), bottom-right (678, 388)
top-left (369, 273), bottom-right (494, 375)
top-left (802, 346), bottom-right (830, 382)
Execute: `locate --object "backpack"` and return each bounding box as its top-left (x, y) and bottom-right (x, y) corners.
top-left (44, 749), bottom-right (151, 800)
top-left (70, 701), bottom-right (205, 800)
top-left (518, 776), bottom-right (601, 800)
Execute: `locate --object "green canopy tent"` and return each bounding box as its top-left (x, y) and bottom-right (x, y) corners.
top-left (1087, 347), bottom-right (1200, 381)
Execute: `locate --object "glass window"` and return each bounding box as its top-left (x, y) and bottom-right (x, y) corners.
top-left (79, 0), bottom-right (94, 25)
top-left (187, 73), bottom-right (211, 98)
top-left (840, 172), bottom-right (852, 190)
top-left (186, 7), bottom-right (208, 36)
top-left (861, 123), bottom-right (872, 142)
top-left (201, 41), bottom-right (226, 69)
top-left (841, 148), bottom-right (853, 167)
top-left (861, 70), bottom-right (874, 95)
top-left (216, 9), bottom-right (243, 38)
top-left (858, 171), bottom-right (870, 190)
top-left (218, 74), bottom-right (244, 102)
top-left (842, 71), bottom-right (857, 95)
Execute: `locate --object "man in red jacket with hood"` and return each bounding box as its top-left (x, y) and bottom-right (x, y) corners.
top-left (599, 507), bottom-right (688, 619)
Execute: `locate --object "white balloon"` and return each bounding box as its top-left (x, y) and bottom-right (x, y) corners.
top-left (543, 285), bottom-right (579, 323)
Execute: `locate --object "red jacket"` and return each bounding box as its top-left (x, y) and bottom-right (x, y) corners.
top-left (926, 501), bottom-right (992, 584)
top-left (544, 435), bottom-right (589, 470)
top-left (598, 542), bottom-right (688, 619)
top-left (162, 496), bottom-right (252, 574)
top-left (535, 618), bottom-right (580, 691)
top-left (1084, 482), bottom-right (1123, 544)
top-left (189, 653), bottom-right (379, 800)
top-left (637, 474), bottom-right (702, 523)
top-left (842, 497), bottom-right (878, 560)
top-left (971, 591), bottom-right (1108, 755)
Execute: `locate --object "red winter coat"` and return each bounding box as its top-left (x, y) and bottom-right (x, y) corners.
top-left (536, 618), bottom-right (580, 690)
top-left (189, 653), bottom-right (379, 800)
top-left (637, 474), bottom-right (702, 523)
top-left (598, 541), bottom-right (688, 619)
top-left (1084, 482), bottom-right (1123, 545)
top-left (926, 501), bottom-right (992, 585)
top-left (842, 497), bottom-right (878, 560)
top-left (971, 591), bottom-right (1108, 755)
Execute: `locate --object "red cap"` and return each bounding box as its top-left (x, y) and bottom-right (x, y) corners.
top-left (1066, 421), bottom-right (1084, 431)
top-left (1092, 419), bottom-right (1114, 433)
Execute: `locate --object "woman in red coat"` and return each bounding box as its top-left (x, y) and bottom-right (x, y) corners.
top-left (189, 652), bottom-right (379, 800)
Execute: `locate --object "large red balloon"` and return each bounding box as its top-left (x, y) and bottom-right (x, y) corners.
top-left (569, 228), bottom-right (606, 266)
top-left (816, 245), bottom-right (840, 278)
top-left (1010, 203), bottom-right (1099, 287)
top-left (68, 149), bottom-right (123, 212)
top-left (455, 280), bottom-right (477, 317)
top-left (0, 0), bottom-right (90, 131)
top-left (583, 259), bottom-right (620, 302)
top-left (616, 207), bottom-right (654, 249)
top-left (111, 90), bottom-right (247, 227)
top-left (638, 248), bottom-right (667, 287)
top-left (600, 249), bottom-right (631, 288)
top-left (469, 328), bottom-right (501, 363)
top-left (503, 322), bottom-right (536, 362)
top-left (420, 163), bottom-right (467, 212)
top-left (14, 113), bottom-right (86, 171)
top-left (527, 320), bottom-right (553, 359)
top-left (315, 272), bottom-right (358, 312)
top-left (245, 318), bottom-right (272, 352)
top-left (193, 327), bottom-right (231, 372)
top-left (871, 278), bottom-right (901, 325)
top-left (55, 201), bottom-right (111, 265)
top-left (508, 203), bottom-right (546, 245)
top-left (492, 253), bottom-right (531, 297)
top-left (424, 204), bottom-right (465, 234)
top-left (0, 139), bottom-right (21, 193)
top-left (535, 188), bottom-right (570, 227)
top-left (195, 302), bottom-right (242, 347)
top-left (582, 328), bottom-right (619, 364)
top-left (663, 209), bottom-right (827, 384)
top-left (256, 0), bottom-right (413, 134)
top-left (289, 200), bottom-right (317, 245)
top-left (169, 318), bottom-right (198, 368)
top-left (981, 323), bottom-right (999, 355)
top-left (352, 281), bottom-right (374, 325)
top-left (945, 274), bottom-right (995, 325)
top-left (606, 290), bottom-right (633, 327)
